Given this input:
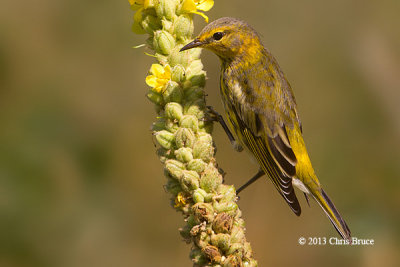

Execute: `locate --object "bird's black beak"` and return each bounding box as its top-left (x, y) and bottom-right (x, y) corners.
top-left (180, 38), bottom-right (203, 52)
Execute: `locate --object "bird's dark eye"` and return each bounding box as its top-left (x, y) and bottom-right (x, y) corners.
top-left (213, 32), bottom-right (224, 41)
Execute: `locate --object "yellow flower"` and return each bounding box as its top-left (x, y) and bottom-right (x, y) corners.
top-left (181, 0), bottom-right (214, 23)
top-left (146, 64), bottom-right (172, 93)
top-left (174, 192), bottom-right (187, 208)
top-left (129, 0), bottom-right (154, 34)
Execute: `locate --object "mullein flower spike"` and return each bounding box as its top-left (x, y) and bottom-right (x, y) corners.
top-left (129, 0), bottom-right (257, 265)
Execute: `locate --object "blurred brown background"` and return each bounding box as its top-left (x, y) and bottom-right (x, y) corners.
top-left (1, 0), bottom-right (399, 266)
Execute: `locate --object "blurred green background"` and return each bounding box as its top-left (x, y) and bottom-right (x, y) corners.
top-left (1, 0), bottom-right (399, 266)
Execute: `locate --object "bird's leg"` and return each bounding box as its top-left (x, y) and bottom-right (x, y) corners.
top-left (236, 169), bottom-right (265, 194)
top-left (206, 106), bottom-right (243, 152)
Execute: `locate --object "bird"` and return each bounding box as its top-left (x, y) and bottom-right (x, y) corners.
top-left (180, 17), bottom-right (351, 241)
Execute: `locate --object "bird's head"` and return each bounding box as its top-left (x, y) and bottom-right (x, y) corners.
top-left (180, 17), bottom-right (263, 62)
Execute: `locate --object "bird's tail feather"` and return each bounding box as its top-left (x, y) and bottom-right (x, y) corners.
top-left (311, 188), bottom-right (351, 242)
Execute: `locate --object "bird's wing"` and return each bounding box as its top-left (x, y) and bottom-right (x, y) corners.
top-left (225, 57), bottom-right (303, 215)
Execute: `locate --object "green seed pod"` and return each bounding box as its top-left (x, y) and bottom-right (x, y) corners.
top-left (187, 159), bottom-right (206, 173)
top-left (243, 242), bottom-right (254, 260)
top-left (179, 170), bottom-right (200, 191)
top-left (218, 184), bottom-right (236, 203)
top-left (168, 46), bottom-right (190, 67)
top-left (211, 233), bottom-right (231, 252)
top-left (227, 242), bottom-right (244, 259)
top-left (171, 64), bottom-right (186, 83)
top-left (223, 254), bottom-right (242, 267)
top-left (213, 201), bottom-right (238, 215)
top-left (163, 81), bottom-right (183, 103)
top-left (174, 127), bottom-right (195, 148)
top-left (155, 0), bottom-right (178, 20)
top-left (146, 90), bottom-right (164, 105)
top-left (155, 130), bottom-right (175, 149)
top-left (200, 164), bottom-right (222, 193)
top-left (165, 177), bottom-right (182, 195)
top-left (230, 225), bottom-right (245, 244)
top-left (192, 189), bottom-right (205, 203)
top-left (174, 14), bottom-right (194, 40)
top-left (165, 159), bottom-right (185, 179)
top-left (141, 13), bottom-right (162, 34)
top-left (164, 102), bottom-right (183, 120)
top-left (192, 202), bottom-right (214, 223)
top-left (212, 213), bottom-right (233, 234)
top-left (174, 147), bottom-right (193, 162)
top-left (190, 248), bottom-right (208, 266)
top-left (153, 30), bottom-right (175, 55)
top-left (202, 245), bottom-right (222, 263)
top-left (180, 114), bottom-right (199, 132)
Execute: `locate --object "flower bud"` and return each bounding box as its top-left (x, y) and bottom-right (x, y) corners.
top-left (174, 128), bottom-right (195, 148)
top-left (155, 130), bottom-right (174, 149)
top-left (163, 81), bottom-right (183, 103)
top-left (179, 170), bottom-right (200, 191)
top-left (168, 46), bottom-right (190, 67)
top-left (189, 46), bottom-right (202, 59)
top-left (171, 65), bottom-right (186, 83)
top-left (174, 147), bottom-right (193, 162)
top-left (180, 114), bottom-right (199, 132)
top-left (141, 13), bottom-right (161, 34)
top-left (164, 119), bottom-right (179, 133)
top-left (211, 233), bottom-right (231, 252)
top-left (173, 14), bottom-right (194, 40)
top-left (185, 59), bottom-right (204, 79)
top-left (165, 159), bottom-right (185, 179)
top-left (156, 147), bottom-right (169, 163)
top-left (202, 245), bottom-right (222, 263)
top-left (162, 17), bottom-right (173, 31)
top-left (183, 86), bottom-right (204, 102)
top-left (192, 203), bottom-right (214, 223)
top-left (152, 117), bottom-right (166, 131)
top-left (184, 100), bottom-right (205, 119)
top-left (192, 134), bottom-right (214, 163)
top-left (155, 0), bottom-right (178, 20)
top-left (190, 73), bottom-right (206, 87)
top-left (200, 164), bottom-right (222, 193)
top-left (187, 159), bottom-right (206, 173)
top-left (212, 213), bottom-right (233, 234)
top-left (165, 102), bottom-right (183, 120)
top-left (146, 90), bottom-right (163, 105)
top-left (153, 30), bottom-right (175, 55)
